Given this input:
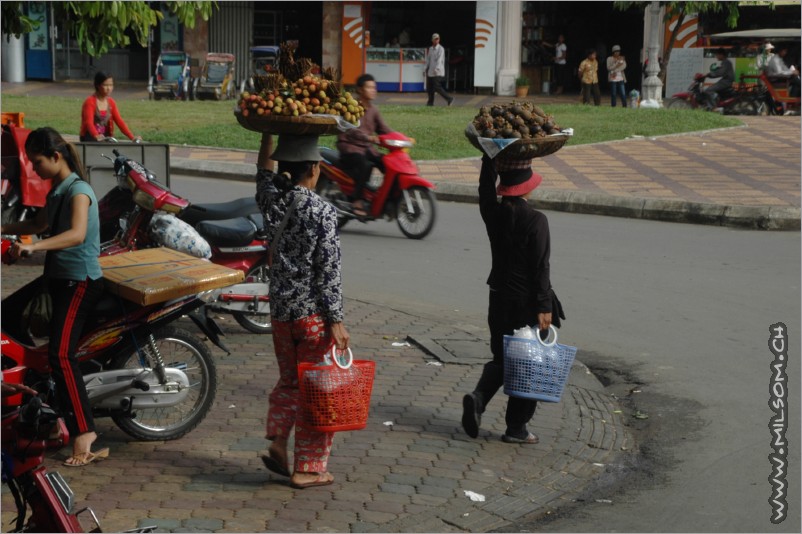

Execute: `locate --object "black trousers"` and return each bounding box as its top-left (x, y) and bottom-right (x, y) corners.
top-left (471, 289), bottom-right (538, 437)
top-left (339, 150), bottom-right (383, 201)
top-left (426, 76), bottom-right (451, 105)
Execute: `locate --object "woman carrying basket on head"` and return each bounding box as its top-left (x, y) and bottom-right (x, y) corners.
top-left (461, 154), bottom-right (565, 444)
top-left (255, 134), bottom-right (350, 489)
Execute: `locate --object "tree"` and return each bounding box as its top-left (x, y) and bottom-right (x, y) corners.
top-left (614, 1), bottom-right (766, 84)
top-left (2, 1), bottom-right (216, 57)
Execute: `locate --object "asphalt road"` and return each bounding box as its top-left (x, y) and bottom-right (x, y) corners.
top-left (170, 173), bottom-right (801, 532)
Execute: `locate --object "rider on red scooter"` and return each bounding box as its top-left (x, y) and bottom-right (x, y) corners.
top-left (335, 73), bottom-right (393, 217)
top-left (703, 48), bottom-right (735, 111)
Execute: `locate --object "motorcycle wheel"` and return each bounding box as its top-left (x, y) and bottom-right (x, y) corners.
top-left (396, 186), bottom-right (437, 239)
top-left (726, 98), bottom-right (758, 116)
top-left (110, 326), bottom-right (217, 441)
top-left (232, 262), bottom-right (273, 334)
top-left (316, 177), bottom-right (350, 228)
top-left (664, 98), bottom-right (693, 110)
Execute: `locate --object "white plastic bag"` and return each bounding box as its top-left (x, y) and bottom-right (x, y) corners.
top-left (148, 213), bottom-right (212, 259)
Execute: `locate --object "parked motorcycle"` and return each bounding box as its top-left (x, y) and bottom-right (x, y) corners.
top-left (1, 123), bottom-right (49, 228)
top-left (317, 131), bottom-right (437, 239)
top-left (665, 73), bottom-right (757, 115)
top-left (2, 394), bottom-right (156, 532)
top-left (98, 150), bottom-right (272, 334)
top-left (2, 236), bottom-right (221, 442)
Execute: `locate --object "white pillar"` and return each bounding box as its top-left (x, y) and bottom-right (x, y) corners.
top-left (641, 1), bottom-right (663, 107)
top-left (495, 0), bottom-right (522, 96)
top-left (1, 34), bottom-right (26, 82)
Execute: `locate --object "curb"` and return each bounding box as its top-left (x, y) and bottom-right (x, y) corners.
top-left (169, 158), bottom-right (800, 231)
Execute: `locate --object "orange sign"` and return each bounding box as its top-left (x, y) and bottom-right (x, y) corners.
top-left (665, 13), bottom-right (700, 49)
top-left (341, 2), bottom-right (366, 85)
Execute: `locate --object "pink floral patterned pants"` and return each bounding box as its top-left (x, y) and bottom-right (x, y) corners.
top-left (266, 314), bottom-right (334, 473)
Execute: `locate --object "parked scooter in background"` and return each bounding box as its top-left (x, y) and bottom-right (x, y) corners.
top-left (98, 150), bottom-right (273, 334)
top-left (317, 131), bottom-right (438, 239)
top-left (2, 236), bottom-right (221, 443)
top-left (1, 393), bottom-right (157, 533)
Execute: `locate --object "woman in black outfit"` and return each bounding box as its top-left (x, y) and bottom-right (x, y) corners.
top-left (462, 155), bottom-right (564, 444)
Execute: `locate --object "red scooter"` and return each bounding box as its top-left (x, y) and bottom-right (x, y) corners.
top-left (665, 72), bottom-right (756, 114)
top-left (2, 237), bottom-right (221, 443)
top-left (317, 131), bottom-right (437, 239)
top-left (98, 150), bottom-right (272, 334)
top-left (2, 395), bottom-right (155, 532)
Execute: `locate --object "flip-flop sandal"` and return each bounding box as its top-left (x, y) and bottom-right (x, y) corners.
top-left (261, 454), bottom-right (290, 477)
top-left (501, 432), bottom-right (539, 444)
top-left (290, 472), bottom-right (334, 489)
top-left (63, 447), bottom-right (110, 467)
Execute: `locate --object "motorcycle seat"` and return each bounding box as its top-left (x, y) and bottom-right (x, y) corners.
top-left (181, 197), bottom-right (259, 227)
top-left (195, 216), bottom-right (258, 247)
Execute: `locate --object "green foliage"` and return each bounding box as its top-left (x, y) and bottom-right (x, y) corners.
top-left (1, 1), bottom-right (216, 57)
top-left (515, 76), bottom-right (530, 87)
top-left (3, 94), bottom-right (742, 161)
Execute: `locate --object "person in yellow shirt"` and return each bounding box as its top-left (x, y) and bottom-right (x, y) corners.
top-left (578, 49), bottom-right (600, 106)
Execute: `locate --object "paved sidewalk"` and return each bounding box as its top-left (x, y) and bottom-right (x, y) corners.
top-left (171, 114), bottom-right (800, 230)
top-left (3, 80), bottom-right (800, 228)
top-left (1, 257), bottom-right (631, 534)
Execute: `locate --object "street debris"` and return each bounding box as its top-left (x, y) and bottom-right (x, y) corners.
top-left (392, 341), bottom-right (411, 347)
top-left (383, 421), bottom-right (394, 426)
top-left (464, 490), bottom-right (485, 502)
top-left (426, 361), bottom-right (443, 366)
top-left (632, 410), bottom-right (649, 419)
top-left (595, 499), bottom-right (613, 504)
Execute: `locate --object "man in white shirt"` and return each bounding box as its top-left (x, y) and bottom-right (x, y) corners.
top-left (767, 45), bottom-right (800, 98)
top-left (424, 33), bottom-right (454, 106)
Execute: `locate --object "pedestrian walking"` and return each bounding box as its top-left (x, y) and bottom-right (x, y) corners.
top-left (424, 33), bottom-right (454, 106)
top-left (552, 34), bottom-right (568, 95)
top-left (606, 45), bottom-right (627, 107)
top-left (255, 134), bottom-right (351, 489)
top-left (578, 49), bottom-right (601, 106)
top-left (461, 155), bottom-right (565, 444)
top-left (1, 127), bottom-right (108, 467)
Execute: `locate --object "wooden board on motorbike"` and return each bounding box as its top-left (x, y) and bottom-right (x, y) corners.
top-left (98, 248), bottom-right (244, 306)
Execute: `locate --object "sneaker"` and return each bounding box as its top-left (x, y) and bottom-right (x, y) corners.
top-left (461, 393), bottom-right (481, 438)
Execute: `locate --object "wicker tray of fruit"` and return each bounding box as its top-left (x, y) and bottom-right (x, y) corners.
top-left (235, 110), bottom-right (353, 135)
top-left (465, 101), bottom-right (572, 160)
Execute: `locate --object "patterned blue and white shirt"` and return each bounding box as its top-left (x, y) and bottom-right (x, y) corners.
top-left (256, 174), bottom-right (344, 323)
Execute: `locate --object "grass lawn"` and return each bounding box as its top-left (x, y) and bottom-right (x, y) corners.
top-left (3, 94), bottom-right (743, 160)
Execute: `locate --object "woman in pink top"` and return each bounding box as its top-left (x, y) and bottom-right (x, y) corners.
top-left (80, 72), bottom-right (141, 142)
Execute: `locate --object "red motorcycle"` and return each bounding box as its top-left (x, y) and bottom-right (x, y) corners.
top-left (2, 237), bottom-right (221, 442)
top-left (665, 72), bottom-right (757, 114)
top-left (2, 394), bottom-right (155, 532)
top-left (317, 131), bottom-right (437, 239)
top-left (98, 150), bottom-right (273, 334)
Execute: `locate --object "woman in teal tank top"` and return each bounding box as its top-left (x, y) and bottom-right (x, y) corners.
top-left (1, 127), bottom-right (107, 467)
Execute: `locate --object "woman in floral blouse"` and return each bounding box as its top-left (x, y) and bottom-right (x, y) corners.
top-left (578, 49), bottom-right (601, 106)
top-left (255, 134), bottom-right (350, 489)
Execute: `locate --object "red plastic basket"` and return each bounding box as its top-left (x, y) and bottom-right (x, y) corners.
top-left (298, 348), bottom-right (375, 432)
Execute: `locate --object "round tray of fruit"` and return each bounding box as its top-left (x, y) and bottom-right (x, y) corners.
top-left (465, 101), bottom-right (572, 160)
top-left (235, 75), bottom-right (364, 135)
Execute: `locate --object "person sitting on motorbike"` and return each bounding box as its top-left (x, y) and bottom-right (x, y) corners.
top-left (703, 48), bottom-right (735, 110)
top-left (80, 71), bottom-right (142, 142)
top-left (335, 73), bottom-right (393, 217)
top-left (767, 45), bottom-right (800, 98)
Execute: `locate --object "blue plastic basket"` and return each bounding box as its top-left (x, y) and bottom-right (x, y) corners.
top-left (503, 327), bottom-right (577, 402)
